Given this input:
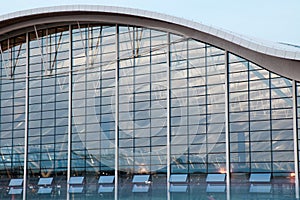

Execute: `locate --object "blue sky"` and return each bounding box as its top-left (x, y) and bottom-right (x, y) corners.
top-left (1, 0), bottom-right (299, 45)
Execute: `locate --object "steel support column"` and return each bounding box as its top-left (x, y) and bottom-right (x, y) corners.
top-left (67, 24), bottom-right (72, 200)
top-left (114, 24), bottom-right (120, 200)
top-left (166, 32), bottom-right (171, 200)
top-left (225, 50), bottom-right (231, 200)
top-left (293, 80), bottom-right (299, 199)
top-left (23, 31), bottom-right (29, 200)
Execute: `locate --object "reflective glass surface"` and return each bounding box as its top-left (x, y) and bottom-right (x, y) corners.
top-left (0, 23), bottom-right (298, 200)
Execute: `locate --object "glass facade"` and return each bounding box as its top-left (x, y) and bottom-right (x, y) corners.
top-left (229, 54), bottom-right (295, 199)
top-left (0, 23), bottom-right (299, 199)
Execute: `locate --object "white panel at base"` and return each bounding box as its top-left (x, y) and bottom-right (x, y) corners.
top-left (98, 185), bottom-right (114, 193)
top-left (68, 186), bottom-right (84, 193)
top-left (169, 174), bottom-right (187, 183)
top-left (249, 184), bottom-right (271, 193)
top-left (38, 178), bottom-right (53, 186)
top-left (9, 179), bottom-right (23, 186)
top-left (99, 176), bottom-right (115, 184)
top-left (132, 184), bottom-right (149, 192)
top-left (69, 176), bottom-right (84, 184)
top-left (132, 175), bottom-right (150, 183)
top-left (206, 184), bottom-right (226, 193)
top-left (9, 188), bottom-right (23, 195)
top-left (38, 187), bottom-right (52, 194)
top-left (249, 173), bottom-right (271, 183)
top-left (206, 174), bottom-right (226, 183)
top-left (169, 184), bottom-right (188, 192)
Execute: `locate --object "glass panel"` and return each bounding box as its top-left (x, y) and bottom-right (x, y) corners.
top-left (229, 53), bottom-right (293, 180)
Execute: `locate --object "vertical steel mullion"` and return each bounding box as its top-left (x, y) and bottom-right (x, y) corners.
top-left (149, 30), bottom-right (152, 171)
top-left (132, 28), bottom-right (136, 170)
top-left (87, 25), bottom-right (90, 68)
top-left (293, 80), bottom-right (299, 199)
top-left (67, 24), bottom-right (72, 200)
top-left (225, 50), bottom-right (231, 200)
top-left (205, 45), bottom-right (208, 173)
top-left (186, 40), bottom-right (190, 181)
top-left (45, 29), bottom-right (49, 72)
top-left (166, 32), bottom-right (171, 200)
top-left (114, 24), bottom-right (119, 200)
top-left (8, 38), bottom-right (12, 78)
top-left (269, 73), bottom-right (273, 174)
top-left (247, 61), bottom-right (251, 171)
top-left (23, 32), bottom-right (29, 200)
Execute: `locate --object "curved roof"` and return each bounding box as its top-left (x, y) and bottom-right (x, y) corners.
top-left (0, 5), bottom-right (299, 80)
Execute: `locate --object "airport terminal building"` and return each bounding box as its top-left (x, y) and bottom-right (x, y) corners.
top-left (0, 5), bottom-right (300, 200)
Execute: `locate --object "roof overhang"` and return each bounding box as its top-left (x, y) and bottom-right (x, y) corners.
top-left (0, 5), bottom-right (299, 80)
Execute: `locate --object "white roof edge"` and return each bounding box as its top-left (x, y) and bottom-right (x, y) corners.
top-left (1, 5), bottom-right (299, 60)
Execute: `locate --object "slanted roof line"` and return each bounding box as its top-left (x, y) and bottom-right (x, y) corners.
top-left (1, 5), bottom-right (300, 81)
top-left (0, 5), bottom-right (299, 61)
